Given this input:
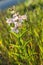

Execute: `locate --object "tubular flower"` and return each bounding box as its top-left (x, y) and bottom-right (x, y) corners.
top-left (6, 12), bottom-right (27, 33)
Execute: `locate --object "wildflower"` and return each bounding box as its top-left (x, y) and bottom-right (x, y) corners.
top-left (19, 15), bottom-right (23, 23)
top-left (15, 29), bottom-right (19, 33)
top-left (18, 15), bottom-right (27, 23)
top-left (6, 13), bottom-right (27, 33)
top-left (6, 18), bottom-right (12, 25)
top-left (13, 12), bottom-right (19, 18)
top-left (12, 16), bottom-right (18, 21)
top-left (11, 26), bottom-right (19, 33)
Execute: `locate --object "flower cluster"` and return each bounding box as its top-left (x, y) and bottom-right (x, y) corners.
top-left (6, 12), bottom-right (27, 33)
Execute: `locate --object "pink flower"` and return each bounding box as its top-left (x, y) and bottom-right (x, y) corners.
top-left (6, 12), bottom-right (27, 33)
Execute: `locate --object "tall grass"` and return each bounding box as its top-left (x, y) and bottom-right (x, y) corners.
top-left (0, 0), bottom-right (43, 65)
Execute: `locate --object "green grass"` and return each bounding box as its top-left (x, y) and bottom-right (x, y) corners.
top-left (0, 0), bottom-right (43, 65)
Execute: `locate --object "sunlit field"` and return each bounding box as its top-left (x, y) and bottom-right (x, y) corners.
top-left (0, 0), bottom-right (43, 65)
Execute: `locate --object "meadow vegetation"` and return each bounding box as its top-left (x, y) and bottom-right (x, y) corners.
top-left (0, 0), bottom-right (43, 65)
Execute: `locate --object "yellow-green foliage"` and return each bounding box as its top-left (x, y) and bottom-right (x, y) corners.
top-left (0, 0), bottom-right (43, 65)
